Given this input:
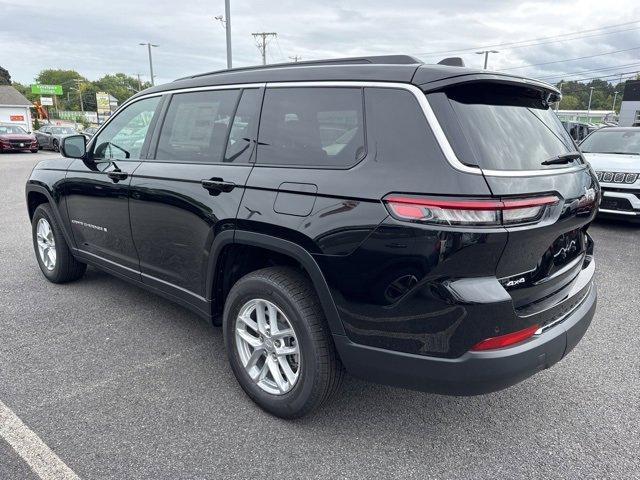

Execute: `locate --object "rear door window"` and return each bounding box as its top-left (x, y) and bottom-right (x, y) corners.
top-left (431, 83), bottom-right (579, 171)
top-left (257, 87), bottom-right (365, 167)
top-left (156, 89), bottom-right (238, 163)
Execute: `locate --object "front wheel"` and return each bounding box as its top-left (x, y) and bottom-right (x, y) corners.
top-left (32, 204), bottom-right (86, 283)
top-left (52, 140), bottom-right (59, 152)
top-left (223, 267), bottom-right (343, 418)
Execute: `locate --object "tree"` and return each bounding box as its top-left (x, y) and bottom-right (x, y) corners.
top-left (0, 66), bottom-right (10, 85)
top-left (559, 94), bottom-right (580, 110)
top-left (94, 73), bottom-right (151, 104)
top-left (35, 69), bottom-right (87, 111)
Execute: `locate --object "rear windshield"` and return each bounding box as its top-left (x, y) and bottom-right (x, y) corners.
top-left (580, 129), bottom-right (640, 155)
top-left (437, 83), bottom-right (579, 171)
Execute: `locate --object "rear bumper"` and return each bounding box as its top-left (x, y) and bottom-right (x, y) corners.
top-left (334, 281), bottom-right (596, 395)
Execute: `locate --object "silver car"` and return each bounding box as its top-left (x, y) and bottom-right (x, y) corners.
top-left (581, 127), bottom-right (640, 221)
top-left (35, 125), bottom-right (80, 152)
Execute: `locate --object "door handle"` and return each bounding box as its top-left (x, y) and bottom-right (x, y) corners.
top-left (201, 178), bottom-right (236, 194)
top-left (107, 171), bottom-right (128, 182)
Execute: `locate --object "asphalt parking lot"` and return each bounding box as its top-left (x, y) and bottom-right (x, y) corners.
top-left (1, 151), bottom-right (639, 479)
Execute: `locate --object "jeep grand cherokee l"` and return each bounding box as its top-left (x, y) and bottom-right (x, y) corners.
top-left (25, 55), bottom-right (599, 418)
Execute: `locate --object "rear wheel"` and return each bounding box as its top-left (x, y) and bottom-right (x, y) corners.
top-left (32, 204), bottom-right (86, 283)
top-left (52, 140), bottom-right (59, 152)
top-left (223, 267), bottom-right (343, 418)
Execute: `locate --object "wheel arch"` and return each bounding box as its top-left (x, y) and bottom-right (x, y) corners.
top-left (26, 184), bottom-right (76, 250)
top-left (207, 230), bottom-right (345, 336)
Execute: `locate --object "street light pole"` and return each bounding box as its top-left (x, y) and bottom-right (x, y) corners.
top-left (587, 86), bottom-right (594, 123)
top-left (476, 50), bottom-right (499, 69)
top-left (612, 91), bottom-right (619, 113)
top-left (225, 0), bottom-right (232, 69)
top-left (139, 42), bottom-right (159, 86)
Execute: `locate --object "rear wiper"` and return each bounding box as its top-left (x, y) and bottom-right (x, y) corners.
top-left (541, 151), bottom-right (582, 166)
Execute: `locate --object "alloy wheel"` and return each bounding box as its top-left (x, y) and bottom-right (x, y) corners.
top-left (235, 298), bottom-right (300, 395)
top-left (36, 218), bottom-right (57, 270)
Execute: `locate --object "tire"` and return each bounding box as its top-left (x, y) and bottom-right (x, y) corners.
top-left (223, 267), bottom-right (343, 418)
top-left (52, 140), bottom-right (59, 152)
top-left (30, 149), bottom-right (38, 153)
top-left (32, 204), bottom-right (86, 283)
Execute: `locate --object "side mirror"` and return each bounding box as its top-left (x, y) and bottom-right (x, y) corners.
top-left (61, 135), bottom-right (87, 159)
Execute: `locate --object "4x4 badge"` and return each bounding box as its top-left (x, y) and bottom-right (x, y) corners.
top-left (505, 277), bottom-right (526, 287)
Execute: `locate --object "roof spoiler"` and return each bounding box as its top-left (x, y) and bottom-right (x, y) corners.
top-left (437, 57), bottom-right (465, 67)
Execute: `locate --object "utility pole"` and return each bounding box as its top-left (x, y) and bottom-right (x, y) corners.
top-left (612, 91), bottom-right (619, 113)
top-left (289, 55), bottom-right (302, 63)
top-left (476, 50), bottom-right (499, 69)
top-left (139, 42), bottom-right (159, 86)
top-left (587, 86), bottom-right (594, 123)
top-left (74, 79), bottom-right (85, 113)
top-left (133, 73), bottom-right (143, 91)
top-left (556, 81), bottom-right (563, 112)
top-left (252, 32), bottom-right (277, 65)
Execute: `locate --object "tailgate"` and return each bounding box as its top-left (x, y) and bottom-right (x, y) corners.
top-left (484, 170), bottom-right (598, 308)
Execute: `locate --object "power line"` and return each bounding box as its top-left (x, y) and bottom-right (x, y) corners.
top-left (539, 62), bottom-right (640, 80)
top-left (414, 19), bottom-right (640, 56)
top-left (498, 45), bottom-right (640, 71)
top-left (493, 26), bottom-right (640, 52)
top-left (554, 70), bottom-right (640, 84)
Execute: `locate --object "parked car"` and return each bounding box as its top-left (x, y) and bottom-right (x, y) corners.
top-left (35, 125), bottom-right (80, 151)
top-left (581, 127), bottom-right (640, 221)
top-left (25, 55), bottom-right (599, 418)
top-left (82, 126), bottom-right (98, 140)
top-left (561, 120), bottom-right (598, 142)
top-left (0, 124), bottom-right (38, 153)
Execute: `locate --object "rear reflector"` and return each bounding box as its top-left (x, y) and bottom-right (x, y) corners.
top-left (470, 324), bottom-right (539, 351)
top-left (384, 195), bottom-right (559, 227)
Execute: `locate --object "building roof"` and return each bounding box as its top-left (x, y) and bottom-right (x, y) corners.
top-left (0, 85), bottom-right (32, 107)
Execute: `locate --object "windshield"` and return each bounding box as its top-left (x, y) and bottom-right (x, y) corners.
top-left (580, 129), bottom-right (640, 155)
top-left (51, 127), bottom-right (77, 135)
top-left (434, 83), bottom-right (579, 171)
top-left (0, 125), bottom-right (27, 134)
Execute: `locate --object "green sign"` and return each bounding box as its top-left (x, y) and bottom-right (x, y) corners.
top-left (31, 84), bottom-right (63, 95)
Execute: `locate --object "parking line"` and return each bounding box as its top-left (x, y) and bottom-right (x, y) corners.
top-left (0, 399), bottom-right (80, 480)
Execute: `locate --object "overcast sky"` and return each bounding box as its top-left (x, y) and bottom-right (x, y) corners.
top-left (2, 0), bottom-right (639, 87)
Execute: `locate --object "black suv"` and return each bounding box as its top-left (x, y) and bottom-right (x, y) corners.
top-left (26, 55), bottom-right (599, 418)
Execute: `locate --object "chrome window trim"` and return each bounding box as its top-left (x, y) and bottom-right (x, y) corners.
top-left (113, 80), bottom-right (587, 178)
top-left (87, 83), bottom-right (265, 149)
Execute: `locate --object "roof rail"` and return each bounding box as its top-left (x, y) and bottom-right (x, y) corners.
top-left (177, 55), bottom-right (424, 80)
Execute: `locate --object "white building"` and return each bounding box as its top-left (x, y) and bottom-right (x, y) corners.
top-left (0, 85), bottom-right (33, 132)
top-left (618, 80), bottom-right (640, 127)
top-left (556, 109), bottom-right (615, 124)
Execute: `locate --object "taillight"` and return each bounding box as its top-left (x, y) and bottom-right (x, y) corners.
top-left (384, 195), bottom-right (559, 227)
top-left (470, 324), bottom-right (539, 351)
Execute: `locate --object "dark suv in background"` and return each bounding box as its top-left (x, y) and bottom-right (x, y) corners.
top-left (26, 55), bottom-right (599, 418)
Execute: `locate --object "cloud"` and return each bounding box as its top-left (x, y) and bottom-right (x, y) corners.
top-left (1, 0), bottom-right (639, 86)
